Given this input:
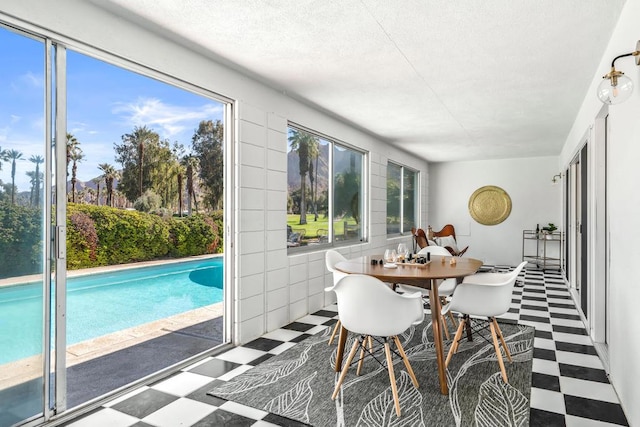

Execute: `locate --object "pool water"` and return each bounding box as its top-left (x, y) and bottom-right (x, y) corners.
top-left (0, 257), bottom-right (223, 364)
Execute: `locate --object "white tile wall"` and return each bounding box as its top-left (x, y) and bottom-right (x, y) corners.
top-left (289, 281), bottom-right (307, 303)
top-left (239, 231), bottom-right (264, 255)
top-left (267, 113), bottom-right (287, 135)
top-left (237, 314), bottom-right (265, 344)
top-left (233, 102), bottom-right (428, 345)
top-left (240, 121), bottom-right (268, 147)
top-left (266, 287), bottom-right (288, 311)
top-left (239, 165), bottom-right (265, 189)
top-left (266, 268), bottom-right (288, 291)
top-left (266, 149), bottom-right (287, 172)
top-left (308, 276), bottom-right (325, 296)
top-left (239, 210), bottom-right (265, 232)
top-left (265, 229), bottom-right (286, 251)
top-left (239, 252), bottom-right (265, 278)
top-left (240, 103), bottom-right (267, 127)
top-left (267, 128), bottom-right (287, 152)
top-left (238, 293), bottom-right (264, 322)
top-left (239, 143), bottom-right (265, 168)
top-left (237, 273), bottom-right (264, 300)
top-left (289, 299), bottom-right (307, 321)
top-left (240, 188), bottom-right (265, 211)
top-left (266, 306), bottom-right (289, 331)
top-left (288, 263), bottom-right (307, 285)
top-left (308, 292), bottom-right (325, 314)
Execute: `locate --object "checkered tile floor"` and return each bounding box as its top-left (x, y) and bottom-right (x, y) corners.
top-left (63, 267), bottom-right (629, 427)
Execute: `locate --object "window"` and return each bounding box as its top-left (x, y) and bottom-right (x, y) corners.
top-left (287, 125), bottom-right (365, 248)
top-left (387, 162), bottom-right (418, 235)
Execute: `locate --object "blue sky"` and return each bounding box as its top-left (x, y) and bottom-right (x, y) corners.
top-left (0, 26), bottom-right (224, 192)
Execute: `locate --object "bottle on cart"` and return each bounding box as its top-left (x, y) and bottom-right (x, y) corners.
top-left (535, 224), bottom-right (540, 238)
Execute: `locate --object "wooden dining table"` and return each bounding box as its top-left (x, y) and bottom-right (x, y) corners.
top-left (334, 254), bottom-right (483, 395)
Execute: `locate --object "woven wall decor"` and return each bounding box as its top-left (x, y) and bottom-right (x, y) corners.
top-left (468, 185), bottom-right (512, 225)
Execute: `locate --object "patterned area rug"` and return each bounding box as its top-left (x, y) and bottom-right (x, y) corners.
top-left (209, 321), bottom-right (534, 426)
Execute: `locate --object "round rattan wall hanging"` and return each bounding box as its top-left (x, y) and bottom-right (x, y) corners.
top-left (468, 185), bottom-right (512, 225)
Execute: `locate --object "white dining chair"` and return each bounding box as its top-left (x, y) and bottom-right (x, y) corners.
top-left (325, 250), bottom-right (349, 345)
top-left (396, 245), bottom-right (458, 339)
top-left (443, 261), bottom-right (527, 383)
top-left (327, 274), bottom-right (424, 417)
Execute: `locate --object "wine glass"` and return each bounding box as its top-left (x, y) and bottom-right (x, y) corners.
top-left (384, 249), bottom-right (397, 265)
top-left (397, 243), bottom-right (409, 261)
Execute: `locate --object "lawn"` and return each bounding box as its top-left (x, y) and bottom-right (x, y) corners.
top-left (287, 214), bottom-right (359, 241)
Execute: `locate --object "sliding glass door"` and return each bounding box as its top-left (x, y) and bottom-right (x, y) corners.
top-left (0, 25), bottom-right (51, 426)
top-left (1, 19), bottom-right (232, 426)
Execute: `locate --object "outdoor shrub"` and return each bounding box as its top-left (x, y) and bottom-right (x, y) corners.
top-left (0, 202), bottom-right (42, 279)
top-left (169, 214), bottom-right (218, 257)
top-left (1, 203), bottom-right (226, 275)
top-left (67, 210), bottom-right (98, 268)
top-left (133, 189), bottom-right (162, 212)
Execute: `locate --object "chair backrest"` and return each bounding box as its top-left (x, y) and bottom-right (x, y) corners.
top-left (329, 274), bottom-right (424, 336)
top-left (449, 262), bottom-right (527, 317)
top-left (325, 249), bottom-right (348, 286)
top-left (433, 224), bottom-right (456, 240)
top-left (411, 227), bottom-right (428, 249)
top-left (417, 245), bottom-right (451, 257)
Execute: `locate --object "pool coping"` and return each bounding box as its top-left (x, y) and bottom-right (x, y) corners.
top-left (0, 253), bottom-right (223, 288)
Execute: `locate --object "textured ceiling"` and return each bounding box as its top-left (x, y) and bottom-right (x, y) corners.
top-left (96, 0), bottom-right (625, 162)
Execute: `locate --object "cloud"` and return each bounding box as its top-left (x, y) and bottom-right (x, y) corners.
top-left (112, 97), bottom-right (222, 139)
top-left (10, 72), bottom-right (44, 91)
top-left (10, 115), bottom-right (21, 123)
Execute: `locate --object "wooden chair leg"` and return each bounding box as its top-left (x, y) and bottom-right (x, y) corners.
top-left (356, 335), bottom-right (368, 375)
top-left (393, 336), bottom-right (419, 388)
top-left (432, 294), bottom-right (450, 340)
top-left (384, 341), bottom-right (402, 417)
top-left (328, 320), bottom-right (341, 345)
top-left (447, 310), bottom-right (458, 327)
top-left (489, 321), bottom-right (509, 383)
top-left (446, 318), bottom-right (466, 367)
top-left (441, 314), bottom-right (451, 340)
top-left (332, 338), bottom-right (361, 399)
top-left (492, 318), bottom-right (513, 362)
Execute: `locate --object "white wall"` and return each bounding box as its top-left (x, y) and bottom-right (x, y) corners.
top-left (559, 0), bottom-right (640, 423)
top-left (1, 1), bottom-right (426, 346)
top-left (429, 157), bottom-right (561, 266)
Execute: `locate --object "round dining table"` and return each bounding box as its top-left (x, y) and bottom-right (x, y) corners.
top-left (334, 254), bottom-right (483, 395)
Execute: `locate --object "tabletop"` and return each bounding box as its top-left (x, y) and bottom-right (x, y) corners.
top-left (335, 254), bottom-right (483, 288)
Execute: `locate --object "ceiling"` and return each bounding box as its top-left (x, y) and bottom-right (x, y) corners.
top-left (96, 0), bottom-right (625, 162)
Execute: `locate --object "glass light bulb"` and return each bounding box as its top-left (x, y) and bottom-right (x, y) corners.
top-left (597, 74), bottom-right (634, 104)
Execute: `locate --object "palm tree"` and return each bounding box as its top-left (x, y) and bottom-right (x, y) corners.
top-left (288, 130), bottom-right (318, 225)
top-left (91, 177), bottom-right (102, 205)
top-left (69, 148), bottom-right (84, 203)
top-left (6, 149), bottom-right (23, 204)
top-left (98, 163), bottom-right (118, 207)
top-left (0, 146), bottom-right (6, 171)
top-left (124, 126), bottom-right (155, 197)
top-left (181, 155), bottom-right (199, 215)
top-left (29, 155), bottom-right (44, 206)
top-left (25, 170), bottom-right (36, 204)
top-left (306, 140), bottom-right (320, 221)
top-left (66, 133), bottom-right (79, 177)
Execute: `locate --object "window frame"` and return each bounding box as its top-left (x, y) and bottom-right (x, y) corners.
top-left (286, 123), bottom-right (368, 252)
top-left (386, 161), bottom-right (419, 236)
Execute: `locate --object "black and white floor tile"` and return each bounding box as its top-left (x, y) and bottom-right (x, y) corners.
top-left (64, 267), bottom-right (629, 427)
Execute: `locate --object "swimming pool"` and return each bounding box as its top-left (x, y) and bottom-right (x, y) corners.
top-left (0, 257), bottom-right (224, 364)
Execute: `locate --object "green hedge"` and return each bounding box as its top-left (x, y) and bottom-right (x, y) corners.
top-left (0, 203), bottom-right (43, 278)
top-left (0, 202), bottom-right (224, 278)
